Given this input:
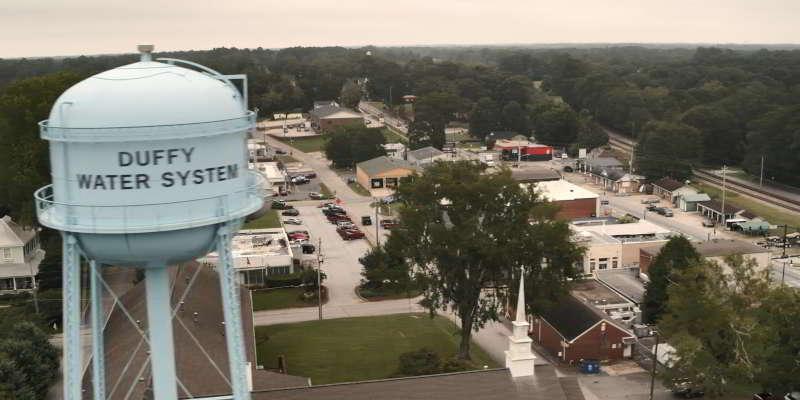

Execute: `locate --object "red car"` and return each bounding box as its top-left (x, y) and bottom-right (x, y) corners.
top-left (328, 214), bottom-right (351, 224)
top-left (380, 219), bottom-right (399, 229)
top-left (337, 227), bottom-right (365, 240)
top-left (288, 232), bottom-right (309, 241)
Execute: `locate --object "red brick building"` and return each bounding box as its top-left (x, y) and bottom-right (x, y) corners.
top-left (531, 295), bottom-right (635, 364)
top-left (531, 180), bottom-right (599, 220)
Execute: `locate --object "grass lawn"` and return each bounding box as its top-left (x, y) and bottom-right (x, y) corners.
top-left (251, 287), bottom-right (320, 311)
top-left (275, 154), bottom-right (299, 164)
top-left (358, 286), bottom-right (422, 301)
top-left (255, 313), bottom-right (498, 384)
top-left (382, 127), bottom-right (408, 144)
top-left (275, 135), bottom-right (327, 153)
top-left (244, 209), bottom-right (282, 229)
top-left (692, 182), bottom-right (800, 231)
top-left (348, 181), bottom-right (371, 197)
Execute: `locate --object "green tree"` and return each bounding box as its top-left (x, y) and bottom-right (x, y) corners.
top-left (634, 121), bottom-right (702, 180)
top-left (500, 101), bottom-right (530, 135)
top-left (658, 255), bottom-right (773, 397)
top-left (323, 125), bottom-right (386, 168)
top-left (751, 286), bottom-right (800, 394)
top-left (468, 97), bottom-right (500, 140)
top-left (359, 244), bottom-right (411, 292)
top-left (0, 72), bottom-right (84, 225)
top-left (573, 112), bottom-right (608, 152)
top-left (390, 162), bottom-right (581, 360)
top-left (407, 120), bottom-right (444, 150)
top-left (681, 105), bottom-right (742, 165)
top-left (411, 91), bottom-right (463, 149)
top-left (339, 79), bottom-right (361, 109)
top-left (642, 236), bottom-right (700, 323)
top-left (0, 321), bottom-right (60, 399)
top-left (530, 101), bottom-right (579, 146)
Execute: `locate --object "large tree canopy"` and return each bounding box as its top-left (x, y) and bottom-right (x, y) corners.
top-left (323, 125), bottom-right (386, 168)
top-left (634, 121), bottom-right (702, 180)
top-left (390, 161), bottom-right (582, 360)
top-left (641, 236), bottom-right (700, 324)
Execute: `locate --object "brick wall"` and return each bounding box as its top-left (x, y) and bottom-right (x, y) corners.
top-left (554, 198), bottom-right (597, 220)
top-left (532, 318), bottom-right (631, 364)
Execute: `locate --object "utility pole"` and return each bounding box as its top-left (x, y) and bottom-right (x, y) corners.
top-left (759, 155), bottom-right (765, 186)
top-left (375, 200), bottom-right (380, 247)
top-left (720, 165), bottom-right (727, 226)
top-left (317, 237), bottom-right (323, 320)
top-left (649, 330), bottom-right (660, 400)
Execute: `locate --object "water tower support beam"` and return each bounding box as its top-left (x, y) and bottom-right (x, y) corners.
top-left (145, 266), bottom-right (178, 400)
top-left (62, 233), bottom-right (83, 400)
top-left (216, 222), bottom-right (251, 400)
top-left (90, 260), bottom-right (106, 400)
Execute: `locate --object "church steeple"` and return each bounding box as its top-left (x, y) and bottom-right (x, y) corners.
top-left (505, 267), bottom-right (537, 377)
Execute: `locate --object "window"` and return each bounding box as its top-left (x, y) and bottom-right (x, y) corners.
top-left (589, 260), bottom-right (596, 272)
top-left (1, 248), bottom-right (12, 263)
top-left (612, 258), bottom-right (618, 269)
top-left (267, 266), bottom-right (291, 276)
top-left (370, 178), bottom-right (384, 189)
top-left (14, 277), bottom-right (32, 289)
top-left (385, 178), bottom-right (399, 188)
top-left (0, 278), bottom-right (13, 290)
top-left (599, 257), bottom-right (608, 270)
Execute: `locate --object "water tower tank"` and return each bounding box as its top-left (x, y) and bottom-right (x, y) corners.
top-left (35, 47), bottom-right (263, 267)
top-left (34, 46), bottom-right (262, 400)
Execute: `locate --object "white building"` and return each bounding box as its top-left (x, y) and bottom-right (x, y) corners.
top-left (406, 146), bottom-right (449, 166)
top-left (0, 216), bottom-right (44, 292)
top-left (572, 220), bottom-right (673, 273)
top-left (199, 228), bottom-right (294, 286)
top-left (251, 161), bottom-right (288, 196)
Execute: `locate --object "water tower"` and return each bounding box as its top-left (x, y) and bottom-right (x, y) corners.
top-left (34, 45), bottom-right (263, 400)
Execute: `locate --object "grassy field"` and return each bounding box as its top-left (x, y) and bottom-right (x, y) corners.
top-left (255, 314), bottom-right (498, 384)
top-left (251, 287), bottom-right (318, 311)
top-left (244, 209), bottom-right (282, 229)
top-left (348, 181), bottom-right (371, 197)
top-left (692, 182), bottom-right (800, 231)
top-left (275, 135), bottom-right (327, 153)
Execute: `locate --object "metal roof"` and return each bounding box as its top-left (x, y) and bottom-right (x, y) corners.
top-left (407, 146), bottom-right (444, 161)
top-left (652, 177), bottom-right (685, 192)
top-left (694, 239), bottom-right (769, 257)
top-left (357, 156), bottom-right (419, 176)
top-left (530, 180), bottom-right (599, 201)
top-left (680, 193), bottom-right (711, 203)
top-left (309, 105), bottom-right (362, 120)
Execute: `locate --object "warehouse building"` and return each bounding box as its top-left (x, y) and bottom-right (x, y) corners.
top-left (407, 146), bottom-right (449, 166)
top-left (356, 156), bottom-right (420, 195)
top-left (530, 179), bottom-right (599, 220)
top-left (309, 105), bottom-right (364, 132)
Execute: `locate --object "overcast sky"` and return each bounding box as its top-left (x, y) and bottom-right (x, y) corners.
top-left (2, 0), bottom-right (799, 58)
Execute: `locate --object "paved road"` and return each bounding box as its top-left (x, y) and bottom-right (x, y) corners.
top-left (771, 256), bottom-right (800, 287)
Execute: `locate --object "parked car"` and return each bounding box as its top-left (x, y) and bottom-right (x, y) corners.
top-left (275, 149), bottom-right (287, 155)
top-left (283, 218), bottom-right (302, 225)
top-left (361, 216), bottom-right (372, 225)
top-left (288, 232), bottom-right (309, 241)
top-left (646, 204), bottom-right (659, 212)
top-left (301, 243), bottom-right (316, 254)
top-left (671, 379), bottom-right (704, 398)
top-left (309, 192), bottom-right (326, 200)
top-left (281, 209), bottom-right (300, 216)
top-left (305, 172), bottom-right (317, 179)
top-left (600, 200), bottom-right (610, 206)
top-left (563, 166), bottom-right (574, 173)
top-left (271, 200), bottom-right (293, 210)
top-left (702, 220), bottom-right (715, 227)
top-left (380, 219), bottom-right (399, 229)
top-left (291, 175), bottom-right (309, 184)
top-left (641, 198), bottom-right (659, 204)
top-left (662, 209), bottom-right (674, 217)
top-left (337, 227), bottom-right (365, 240)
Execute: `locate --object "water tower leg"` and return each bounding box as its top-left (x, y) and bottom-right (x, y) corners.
top-left (216, 222), bottom-right (251, 400)
top-left (145, 266), bottom-right (178, 400)
top-left (90, 260), bottom-right (106, 400)
top-left (62, 233), bottom-right (83, 400)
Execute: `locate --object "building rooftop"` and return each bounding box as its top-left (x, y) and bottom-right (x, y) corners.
top-left (530, 179), bottom-right (599, 202)
top-left (83, 263), bottom-right (309, 399)
top-left (251, 365), bottom-right (582, 400)
top-left (539, 295), bottom-right (604, 342)
top-left (595, 269), bottom-right (646, 304)
top-left (586, 157), bottom-right (624, 169)
top-left (572, 220), bottom-right (672, 244)
top-left (697, 199), bottom-right (744, 215)
top-left (694, 239), bottom-right (769, 257)
top-left (0, 216), bottom-right (36, 247)
top-left (652, 177), bottom-right (685, 192)
top-left (309, 105), bottom-right (362, 120)
top-left (570, 280), bottom-right (632, 307)
top-left (407, 146), bottom-right (445, 161)
top-left (251, 161), bottom-right (286, 183)
top-left (511, 167), bottom-right (562, 183)
top-left (681, 193), bottom-right (711, 202)
top-left (357, 156), bottom-right (420, 176)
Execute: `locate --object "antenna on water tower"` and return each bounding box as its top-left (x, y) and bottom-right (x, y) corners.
top-left (35, 45), bottom-right (263, 400)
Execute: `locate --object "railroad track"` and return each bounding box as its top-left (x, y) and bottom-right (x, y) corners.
top-left (602, 127), bottom-right (800, 214)
top-left (693, 169), bottom-right (800, 214)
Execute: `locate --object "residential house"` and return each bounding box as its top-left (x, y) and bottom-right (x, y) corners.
top-left (0, 216), bottom-right (44, 292)
top-left (678, 193), bottom-right (711, 212)
top-left (356, 156), bottom-right (420, 194)
top-left (531, 294), bottom-right (636, 364)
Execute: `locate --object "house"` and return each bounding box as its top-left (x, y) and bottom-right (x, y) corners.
top-left (529, 179), bottom-right (599, 220)
top-left (570, 279), bottom-right (640, 327)
top-left (678, 193), bottom-right (711, 212)
top-left (531, 294), bottom-right (636, 364)
top-left (407, 146), bottom-right (448, 166)
top-left (493, 139), bottom-right (553, 161)
top-left (651, 177), bottom-right (686, 201)
top-left (309, 105), bottom-right (364, 132)
top-left (356, 156), bottom-right (420, 194)
top-left (382, 143), bottom-right (406, 160)
top-left (572, 220), bottom-right (673, 269)
top-left (639, 239), bottom-right (771, 278)
top-left (199, 228), bottom-right (295, 286)
top-left (0, 216), bottom-right (44, 293)
top-left (510, 166), bottom-right (562, 183)
top-left (669, 186), bottom-right (699, 206)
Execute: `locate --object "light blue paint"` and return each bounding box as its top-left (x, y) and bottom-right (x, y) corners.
top-left (145, 266), bottom-right (178, 400)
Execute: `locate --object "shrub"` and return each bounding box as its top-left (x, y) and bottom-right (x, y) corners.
top-left (440, 357), bottom-right (473, 373)
top-left (265, 272), bottom-right (303, 288)
top-left (397, 348), bottom-right (441, 376)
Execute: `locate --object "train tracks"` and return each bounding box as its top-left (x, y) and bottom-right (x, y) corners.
top-left (602, 127), bottom-right (800, 215)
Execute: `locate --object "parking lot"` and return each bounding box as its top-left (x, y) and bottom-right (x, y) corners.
top-left (280, 204), bottom-right (371, 306)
